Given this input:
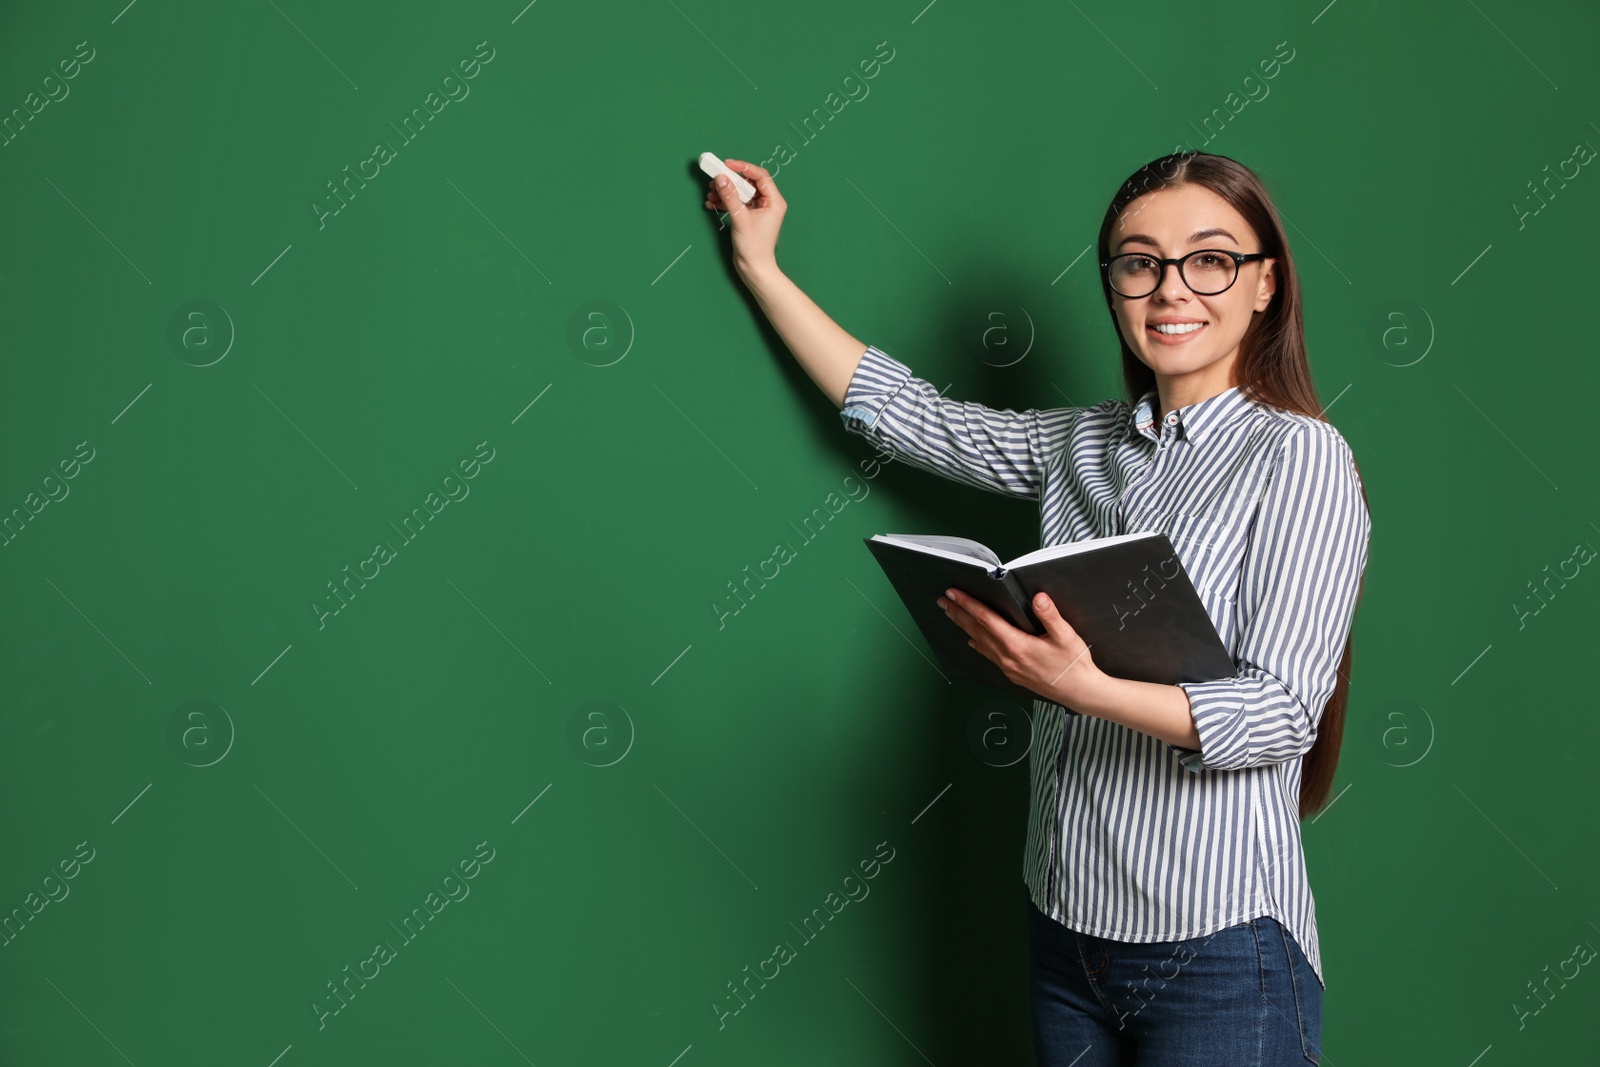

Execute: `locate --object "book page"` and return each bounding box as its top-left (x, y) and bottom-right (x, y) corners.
top-left (1002, 530), bottom-right (1161, 571)
top-left (870, 533), bottom-right (1001, 568)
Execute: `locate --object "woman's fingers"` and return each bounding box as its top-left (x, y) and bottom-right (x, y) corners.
top-left (710, 176), bottom-right (741, 212)
top-left (723, 159), bottom-right (781, 205)
top-left (702, 161), bottom-right (782, 214)
top-left (725, 158), bottom-right (768, 182)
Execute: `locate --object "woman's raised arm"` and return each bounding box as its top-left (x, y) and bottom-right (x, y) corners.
top-left (706, 158), bottom-right (1085, 499)
top-left (706, 158), bottom-right (867, 409)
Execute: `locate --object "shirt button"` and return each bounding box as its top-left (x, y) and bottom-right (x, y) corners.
top-left (1166, 414), bottom-right (1178, 424)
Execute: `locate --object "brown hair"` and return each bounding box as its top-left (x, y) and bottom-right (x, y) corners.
top-left (1095, 150), bottom-right (1369, 820)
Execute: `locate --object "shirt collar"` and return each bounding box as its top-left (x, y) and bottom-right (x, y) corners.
top-left (1130, 385), bottom-right (1256, 446)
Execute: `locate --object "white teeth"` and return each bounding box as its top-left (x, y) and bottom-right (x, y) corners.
top-left (1152, 322), bottom-right (1204, 335)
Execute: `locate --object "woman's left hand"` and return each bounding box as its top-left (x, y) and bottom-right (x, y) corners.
top-left (938, 588), bottom-right (1103, 708)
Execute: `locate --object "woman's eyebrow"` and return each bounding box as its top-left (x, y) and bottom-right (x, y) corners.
top-left (1115, 228), bottom-right (1239, 251)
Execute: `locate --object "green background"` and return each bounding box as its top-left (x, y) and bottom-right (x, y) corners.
top-left (3, 0), bottom-right (1597, 1063)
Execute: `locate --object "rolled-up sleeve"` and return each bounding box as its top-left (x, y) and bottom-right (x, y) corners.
top-left (1171, 425), bottom-right (1371, 772)
top-left (838, 345), bottom-right (1083, 501)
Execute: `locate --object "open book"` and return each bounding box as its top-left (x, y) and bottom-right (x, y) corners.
top-left (864, 531), bottom-right (1235, 704)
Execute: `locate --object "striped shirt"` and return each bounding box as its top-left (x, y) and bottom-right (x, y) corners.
top-left (838, 344), bottom-right (1370, 987)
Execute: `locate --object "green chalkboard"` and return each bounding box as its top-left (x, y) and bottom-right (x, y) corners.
top-left (3, 0), bottom-right (1597, 1063)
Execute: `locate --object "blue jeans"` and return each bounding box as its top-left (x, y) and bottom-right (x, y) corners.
top-left (1025, 887), bottom-right (1322, 1065)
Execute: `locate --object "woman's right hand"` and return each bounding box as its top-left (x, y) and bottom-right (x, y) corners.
top-left (703, 158), bottom-right (786, 277)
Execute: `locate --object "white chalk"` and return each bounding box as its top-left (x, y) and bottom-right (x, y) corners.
top-left (698, 151), bottom-right (757, 205)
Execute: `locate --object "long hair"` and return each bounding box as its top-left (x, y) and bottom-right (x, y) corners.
top-left (1094, 150), bottom-right (1369, 821)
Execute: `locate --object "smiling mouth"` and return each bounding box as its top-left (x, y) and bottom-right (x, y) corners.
top-left (1146, 321), bottom-right (1208, 342)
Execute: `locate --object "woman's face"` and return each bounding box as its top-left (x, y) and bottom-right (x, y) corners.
top-left (1107, 183), bottom-right (1276, 387)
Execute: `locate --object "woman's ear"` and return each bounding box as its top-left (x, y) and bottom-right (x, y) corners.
top-left (1254, 258), bottom-right (1278, 312)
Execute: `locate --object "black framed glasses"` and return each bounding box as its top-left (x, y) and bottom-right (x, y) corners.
top-left (1100, 249), bottom-right (1270, 299)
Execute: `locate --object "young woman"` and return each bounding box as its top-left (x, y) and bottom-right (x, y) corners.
top-left (703, 151), bottom-right (1370, 1065)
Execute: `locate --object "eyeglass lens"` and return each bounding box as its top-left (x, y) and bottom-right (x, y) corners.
top-left (1109, 251), bottom-right (1238, 298)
